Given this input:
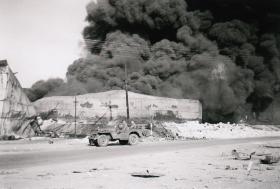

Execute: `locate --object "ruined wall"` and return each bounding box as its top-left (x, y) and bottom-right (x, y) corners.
top-left (0, 61), bottom-right (36, 136)
top-left (34, 90), bottom-right (202, 121)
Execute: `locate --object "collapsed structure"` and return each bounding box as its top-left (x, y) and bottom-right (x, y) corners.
top-left (0, 60), bottom-right (36, 136)
top-left (34, 90), bottom-right (202, 122)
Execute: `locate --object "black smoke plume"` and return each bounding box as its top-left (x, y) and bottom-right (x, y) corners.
top-left (27, 0), bottom-right (280, 123)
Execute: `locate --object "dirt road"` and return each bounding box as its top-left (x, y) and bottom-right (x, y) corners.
top-left (1, 136), bottom-right (279, 169)
top-left (1, 137), bottom-right (280, 189)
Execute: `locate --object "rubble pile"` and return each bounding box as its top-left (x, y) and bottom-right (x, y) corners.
top-left (40, 119), bottom-right (99, 137)
top-left (227, 143), bottom-right (280, 174)
top-left (35, 118), bottom-right (280, 141)
top-left (163, 122), bottom-right (280, 139)
top-left (152, 122), bottom-right (176, 139)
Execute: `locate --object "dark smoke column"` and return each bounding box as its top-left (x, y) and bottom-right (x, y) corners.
top-left (54, 0), bottom-right (280, 123)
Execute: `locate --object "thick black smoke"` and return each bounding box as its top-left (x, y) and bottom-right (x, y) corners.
top-left (27, 0), bottom-right (280, 123)
top-left (25, 78), bottom-right (65, 102)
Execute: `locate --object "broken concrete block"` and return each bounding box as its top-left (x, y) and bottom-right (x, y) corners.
top-left (260, 155), bottom-right (280, 164)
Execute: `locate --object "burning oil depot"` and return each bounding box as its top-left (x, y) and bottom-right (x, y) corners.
top-left (33, 90), bottom-right (202, 122)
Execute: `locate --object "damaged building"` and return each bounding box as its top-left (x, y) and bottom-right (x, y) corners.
top-left (0, 60), bottom-right (36, 136)
top-left (33, 90), bottom-right (202, 122)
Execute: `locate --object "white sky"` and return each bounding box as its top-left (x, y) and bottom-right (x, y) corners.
top-left (0, 0), bottom-right (91, 87)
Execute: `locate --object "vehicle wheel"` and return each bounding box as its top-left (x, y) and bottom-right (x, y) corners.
top-left (89, 139), bottom-right (95, 146)
top-left (119, 140), bottom-right (128, 145)
top-left (94, 140), bottom-right (98, 146)
top-left (97, 135), bottom-right (109, 147)
top-left (128, 134), bottom-right (139, 145)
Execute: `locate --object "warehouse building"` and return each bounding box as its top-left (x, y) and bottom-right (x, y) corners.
top-left (34, 90), bottom-right (202, 122)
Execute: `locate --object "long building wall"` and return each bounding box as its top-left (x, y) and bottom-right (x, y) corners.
top-left (34, 90), bottom-right (202, 121)
top-left (0, 61), bottom-right (36, 136)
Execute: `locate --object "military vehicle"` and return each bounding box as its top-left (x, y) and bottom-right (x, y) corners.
top-left (89, 64), bottom-right (149, 147)
top-left (88, 121), bottom-right (145, 147)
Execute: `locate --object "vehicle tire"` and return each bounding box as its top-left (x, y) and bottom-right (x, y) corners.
top-left (94, 140), bottom-right (98, 146)
top-left (97, 135), bottom-right (109, 147)
top-left (119, 140), bottom-right (128, 145)
top-left (89, 139), bottom-right (95, 146)
top-left (128, 134), bottom-right (139, 145)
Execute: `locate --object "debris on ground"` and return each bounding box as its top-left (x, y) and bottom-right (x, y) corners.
top-left (231, 149), bottom-right (255, 160)
top-left (89, 168), bottom-right (98, 172)
top-left (231, 149), bottom-right (241, 160)
top-left (0, 171), bottom-right (19, 175)
top-left (37, 173), bottom-right (55, 177)
top-left (152, 122), bottom-right (176, 139)
top-left (266, 166), bottom-right (275, 170)
top-left (260, 155), bottom-right (280, 164)
top-left (218, 142), bottom-right (280, 178)
top-left (247, 161), bottom-right (254, 176)
top-left (174, 177), bottom-right (187, 181)
top-left (247, 178), bottom-right (263, 182)
top-left (162, 122), bottom-right (280, 139)
top-left (0, 135), bottom-right (21, 140)
top-left (225, 165), bottom-right (238, 170)
top-left (264, 144), bottom-right (280, 148)
top-left (71, 167), bottom-right (114, 174)
top-left (131, 170), bottom-right (164, 178)
top-left (31, 116), bottom-right (280, 141)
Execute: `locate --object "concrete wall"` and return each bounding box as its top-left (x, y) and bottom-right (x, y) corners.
top-left (0, 62), bottom-right (36, 136)
top-left (34, 90), bottom-right (202, 121)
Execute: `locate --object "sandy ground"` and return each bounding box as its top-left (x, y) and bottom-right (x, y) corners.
top-left (1, 138), bottom-right (280, 189)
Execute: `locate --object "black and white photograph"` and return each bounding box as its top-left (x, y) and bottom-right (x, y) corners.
top-left (0, 0), bottom-right (280, 188)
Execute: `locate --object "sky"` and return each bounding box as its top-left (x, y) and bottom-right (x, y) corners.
top-left (0, 0), bottom-right (91, 87)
